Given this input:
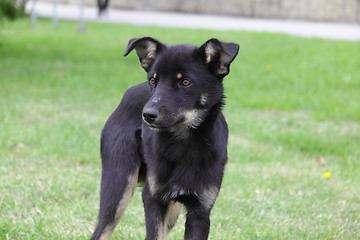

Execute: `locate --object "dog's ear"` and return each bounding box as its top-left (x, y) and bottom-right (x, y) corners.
top-left (123, 37), bottom-right (166, 72)
top-left (199, 38), bottom-right (239, 78)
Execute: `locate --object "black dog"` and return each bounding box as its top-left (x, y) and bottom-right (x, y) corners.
top-left (90, 37), bottom-right (239, 240)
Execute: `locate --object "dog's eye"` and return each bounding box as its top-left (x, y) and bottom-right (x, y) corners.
top-left (149, 77), bottom-right (156, 86)
top-left (181, 79), bottom-right (191, 87)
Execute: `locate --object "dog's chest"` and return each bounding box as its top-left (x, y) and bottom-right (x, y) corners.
top-left (147, 168), bottom-right (220, 210)
top-left (142, 127), bottom-right (224, 206)
top-left (147, 164), bottom-right (203, 201)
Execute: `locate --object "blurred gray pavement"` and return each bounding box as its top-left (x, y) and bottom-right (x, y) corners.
top-left (26, 2), bottom-right (360, 41)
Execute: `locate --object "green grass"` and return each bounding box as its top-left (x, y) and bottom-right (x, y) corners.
top-left (0, 18), bottom-right (359, 239)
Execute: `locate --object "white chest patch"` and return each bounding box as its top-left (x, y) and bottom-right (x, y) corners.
top-left (184, 109), bottom-right (207, 129)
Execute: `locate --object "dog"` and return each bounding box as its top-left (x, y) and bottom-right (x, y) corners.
top-left (90, 37), bottom-right (239, 240)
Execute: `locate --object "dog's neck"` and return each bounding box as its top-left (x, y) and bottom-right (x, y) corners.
top-left (197, 98), bottom-right (224, 130)
top-left (171, 97), bottom-right (225, 140)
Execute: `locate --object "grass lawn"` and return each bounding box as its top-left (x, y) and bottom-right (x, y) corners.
top-left (0, 18), bottom-right (359, 239)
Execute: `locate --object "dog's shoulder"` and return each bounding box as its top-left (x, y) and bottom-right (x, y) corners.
top-left (121, 82), bottom-right (151, 109)
top-left (109, 82), bottom-right (150, 121)
top-left (101, 82), bottom-right (150, 141)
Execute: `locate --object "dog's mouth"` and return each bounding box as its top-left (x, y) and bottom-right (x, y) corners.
top-left (142, 116), bottom-right (186, 132)
top-left (142, 109), bottom-right (208, 133)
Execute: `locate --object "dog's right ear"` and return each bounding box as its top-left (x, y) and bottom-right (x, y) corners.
top-left (123, 37), bottom-right (166, 72)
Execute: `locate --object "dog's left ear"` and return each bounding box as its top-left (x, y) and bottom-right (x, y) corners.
top-left (123, 37), bottom-right (166, 72)
top-left (199, 38), bottom-right (239, 78)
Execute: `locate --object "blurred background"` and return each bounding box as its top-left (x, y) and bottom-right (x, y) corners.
top-left (25, 0), bottom-right (360, 22)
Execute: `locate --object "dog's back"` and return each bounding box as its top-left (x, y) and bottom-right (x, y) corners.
top-left (90, 37), bottom-right (239, 240)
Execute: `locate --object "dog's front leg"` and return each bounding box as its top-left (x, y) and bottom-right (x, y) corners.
top-left (184, 207), bottom-right (211, 240)
top-left (142, 184), bottom-right (181, 240)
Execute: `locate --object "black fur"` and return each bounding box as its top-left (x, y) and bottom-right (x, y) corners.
top-left (90, 37), bottom-right (239, 240)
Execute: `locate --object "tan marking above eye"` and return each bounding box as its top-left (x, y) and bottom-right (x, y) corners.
top-left (177, 73), bottom-right (182, 79)
top-left (153, 73), bottom-right (157, 79)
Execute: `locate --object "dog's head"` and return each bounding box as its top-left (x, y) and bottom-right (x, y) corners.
top-left (124, 37), bottom-right (239, 136)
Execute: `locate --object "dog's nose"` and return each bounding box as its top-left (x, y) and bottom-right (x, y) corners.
top-left (142, 108), bottom-right (159, 124)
